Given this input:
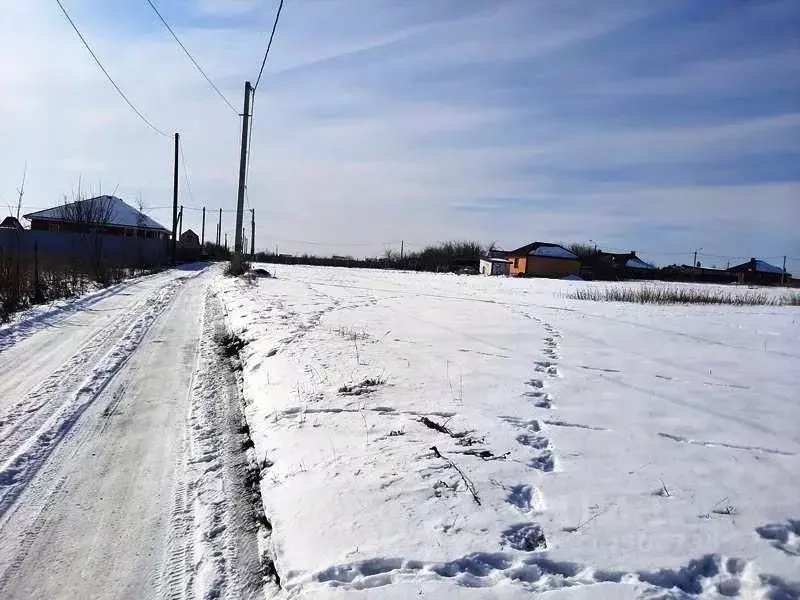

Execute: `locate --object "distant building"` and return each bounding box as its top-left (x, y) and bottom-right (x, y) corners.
top-left (584, 250), bottom-right (657, 280)
top-left (479, 257), bottom-right (511, 276)
top-left (728, 258), bottom-right (790, 285)
top-left (0, 216), bottom-right (24, 230)
top-left (179, 229), bottom-right (200, 247)
top-left (23, 195), bottom-right (170, 240)
top-left (506, 242), bottom-right (580, 278)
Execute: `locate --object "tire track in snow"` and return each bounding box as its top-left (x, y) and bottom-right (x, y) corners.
top-left (0, 278), bottom-right (186, 516)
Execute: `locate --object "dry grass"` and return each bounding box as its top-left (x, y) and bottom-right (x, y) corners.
top-left (569, 284), bottom-right (798, 306)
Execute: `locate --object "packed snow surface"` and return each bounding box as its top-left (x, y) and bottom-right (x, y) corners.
top-left (218, 265), bottom-right (800, 599)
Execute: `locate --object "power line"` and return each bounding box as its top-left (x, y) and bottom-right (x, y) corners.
top-left (178, 142), bottom-right (196, 206)
top-left (253, 0), bottom-right (285, 91)
top-left (143, 0), bottom-right (238, 115)
top-left (55, 0), bottom-right (168, 138)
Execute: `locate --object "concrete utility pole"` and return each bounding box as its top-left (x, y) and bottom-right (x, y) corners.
top-left (231, 81), bottom-right (253, 273)
top-left (172, 133), bottom-right (179, 265)
top-left (201, 207), bottom-right (206, 245)
top-left (217, 208), bottom-right (222, 245)
top-left (250, 208), bottom-right (255, 259)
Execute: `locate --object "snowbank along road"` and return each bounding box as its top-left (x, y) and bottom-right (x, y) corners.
top-left (0, 264), bottom-right (262, 600)
top-left (219, 264), bottom-right (800, 600)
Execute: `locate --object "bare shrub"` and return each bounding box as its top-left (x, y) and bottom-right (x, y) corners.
top-left (568, 284), bottom-right (793, 306)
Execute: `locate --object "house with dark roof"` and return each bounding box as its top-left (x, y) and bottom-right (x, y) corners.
top-left (0, 216), bottom-right (24, 230)
top-left (23, 195), bottom-right (170, 240)
top-left (179, 229), bottom-right (200, 247)
top-left (728, 258), bottom-right (790, 285)
top-left (583, 250), bottom-right (657, 280)
top-left (506, 242), bottom-right (580, 278)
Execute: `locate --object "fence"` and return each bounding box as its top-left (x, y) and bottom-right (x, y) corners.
top-left (0, 228), bottom-right (169, 268)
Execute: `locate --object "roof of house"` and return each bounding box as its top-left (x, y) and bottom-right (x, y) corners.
top-left (507, 242), bottom-right (578, 260)
top-left (729, 259), bottom-right (786, 274)
top-left (23, 195), bottom-right (169, 232)
top-left (180, 229), bottom-right (199, 238)
top-left (625, 256), bottom-right (657, 270)
top-left (0, 216), bottom-right (24, 230)
top-left (481, 257), bottom-right (512, 263)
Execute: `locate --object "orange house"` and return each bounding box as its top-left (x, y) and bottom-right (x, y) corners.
top-left (506, 242), bottom-right (580, 278)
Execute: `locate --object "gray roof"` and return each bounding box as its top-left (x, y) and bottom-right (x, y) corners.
top-left (23, 195), bottom-right (169, 232)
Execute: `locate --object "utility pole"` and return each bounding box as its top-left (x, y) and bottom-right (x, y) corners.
top-left (232, 81), bottom-right (253, 273)
top-left (178, 205), bottom-right (183, 237)
top-left (217, 208), bottom-right (222, 245)
top-left (250, 209), bottom-right (255, 259)
top-left (692, 248), bottom-right (702, 269)
top-left (201, 207), bottom-right (206, 246)
top-left (172, 133), bottom-right (179, 265)
top-left (400, 240), bottom-right (404, 260)
top-left (224, 233), bottom-right (228, 251)
top-left (782, 256), bottom-right (787, 285)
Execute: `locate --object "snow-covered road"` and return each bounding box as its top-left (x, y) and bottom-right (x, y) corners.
top-left (0, 265), bottom-right (260, 600)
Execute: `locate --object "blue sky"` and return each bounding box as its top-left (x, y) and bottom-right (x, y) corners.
top-left (1, 0), bottom-right (798, 270)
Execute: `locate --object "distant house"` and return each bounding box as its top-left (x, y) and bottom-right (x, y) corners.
top-left (23, 195), bottom-right (170, 240)
top-left (506, 242), bottom-right (580, 278)
top-left (179, 229), bottom-right (200, 247)
top-left (479, 257), bottom-right (511, 276)
top-left (728, 258), bottom-right (790, 285)
top-left (585, 251), bottom-right (657, 280)
top-left (0, 216), bottom-right (24, 230)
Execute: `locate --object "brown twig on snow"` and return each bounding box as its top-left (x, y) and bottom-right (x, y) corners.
top-left (430, 446), bottom-right (481, 506)
top-left (419, 416), bottom-right (453, 435)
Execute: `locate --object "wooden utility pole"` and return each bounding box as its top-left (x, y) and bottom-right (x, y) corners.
top-left (400, 240), bottom-right (404, 260)
top-left (171, 133), bottom-right (179, 264)
top-left (224, 233), bottom-right (228, 251)
top-left (201, 207), bottom-right (206, 246)
top-left (250, 208), bottom-right (255, 259)
top-left (178, 205), bottom-right (183, 238)
top-left (217, 208), bottom-right (222, 245)
top-left (231, 81), bottom-right (253, 273)
top-left (782, 256), bottom-right (787, 285)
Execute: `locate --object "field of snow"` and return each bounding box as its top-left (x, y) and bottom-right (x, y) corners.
top-left (218, 265), bottom-right (799, 599)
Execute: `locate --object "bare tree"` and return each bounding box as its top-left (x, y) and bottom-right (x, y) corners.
top-left (61, 194), bottom-right (114, 231)
top-left (14, 162), bottom-right (27, 220)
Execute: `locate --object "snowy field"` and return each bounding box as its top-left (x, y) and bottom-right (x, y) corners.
top-left (217, 265), bottom-right (800, 600)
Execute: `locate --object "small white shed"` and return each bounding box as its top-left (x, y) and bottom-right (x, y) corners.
top-left (479, 257), bottom-right (511, 276)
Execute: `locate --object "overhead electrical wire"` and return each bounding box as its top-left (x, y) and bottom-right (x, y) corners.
top-left (55, 0), bottom-right (168, 138)
top-left (178, 142), bottom-right (196, 206)
top-left (253, 0), bottom-right (285, 91)
top-left (143, 0), bottom-right (238, 115)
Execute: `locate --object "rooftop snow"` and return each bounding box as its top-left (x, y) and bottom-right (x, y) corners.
top-left (23, 196), bottom-right (169, 232)
top-left (625, 257), bottom-right (656, 270)
top-left (529, 245), bottom-right (578, 259)
top-left (753, 260), bottom-right (785, 274)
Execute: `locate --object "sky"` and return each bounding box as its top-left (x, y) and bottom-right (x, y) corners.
top-left (1, 0), bottom-right (798, 270)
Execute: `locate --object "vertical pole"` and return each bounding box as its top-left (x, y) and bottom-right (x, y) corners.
top-left (217, 208), bottom-right (222, 245)
top-left (250, 209), bottom-right (255, 259)
top-left (201, 207), bottom-right (206, 246)
top-left (693, 250), bottom-right (698, 268)
top-left (224, 233), bottom-right (228, 251)
top-left (400, 240), bottom-right (404, 261)
top-left (782, 256), bottom-right (787, 285)
top-left (172, 132), bottom-right (179, 265)
top-left (232, 81), bottom-right (252, 273)
top-left (178, 205), bottom-right (183, 237)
